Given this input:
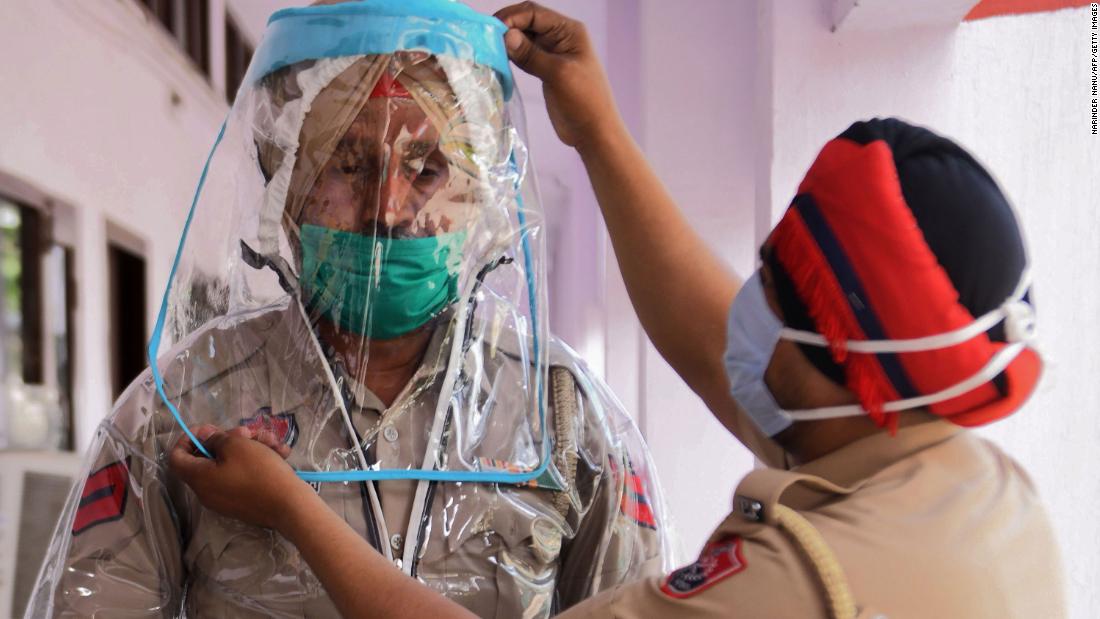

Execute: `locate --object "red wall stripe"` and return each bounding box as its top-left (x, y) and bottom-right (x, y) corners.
top-left (965, 0), bottom-right (1093, 21)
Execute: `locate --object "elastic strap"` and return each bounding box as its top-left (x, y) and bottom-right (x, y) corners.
top-left (780, 269), bottom-right (1032, 354)
top-left (787, 341), bottom-right (1028, 422)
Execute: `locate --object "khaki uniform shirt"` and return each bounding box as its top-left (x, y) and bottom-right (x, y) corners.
top-left (565, 419), bottom-right (1066, 618)
top-left (29, 303), bottom-right (664, 618)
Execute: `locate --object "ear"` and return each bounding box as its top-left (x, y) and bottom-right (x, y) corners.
top-left (759, 265), bottom-right (785, 321)
top-left (765, 340), bottom-right (857, 411)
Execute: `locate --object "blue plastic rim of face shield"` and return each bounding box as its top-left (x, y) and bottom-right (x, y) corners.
top-left (245, 0), bottom-right (516, 100)
top-left (148, 1), bottom-right (549, 484)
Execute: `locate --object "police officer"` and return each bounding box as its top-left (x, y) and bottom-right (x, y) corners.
top-left (26, 3), bottom-right (667, 617)
top-left (168, 1), bottom-right (1066, 618)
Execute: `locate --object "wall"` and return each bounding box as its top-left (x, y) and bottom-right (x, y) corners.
top-left (763, 2), bottom-right (1099, 615)
top-left (630, 0), bottom-right (761, 561)
top-left (464, 0), bottom-right (615, 378)
top-left (0, 0), bottom-right (240, 450)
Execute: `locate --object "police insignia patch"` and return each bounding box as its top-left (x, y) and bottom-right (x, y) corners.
top-left (240, 408), bottom-right (299, 447)
top-left (72, 457), bottom-right (131, 535)
top-left (660, 536), bottom-right (747, 598)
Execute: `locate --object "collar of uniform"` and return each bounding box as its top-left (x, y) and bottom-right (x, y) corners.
top-left (724, 419), bottom-right (962, 532)
top-left (261, 301), bottom-right (322, 415)
top-left (334, 312), bottom-right (455, 414)
top-left (793, 418), bottom-right (962, 488)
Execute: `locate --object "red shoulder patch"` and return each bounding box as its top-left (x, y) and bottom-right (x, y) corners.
top-left (72, 457), bottom-right (131, 535)
top-left (660, 536), bottom-right (747, 598)
top-left (609, 455), bottom-right (658, 530)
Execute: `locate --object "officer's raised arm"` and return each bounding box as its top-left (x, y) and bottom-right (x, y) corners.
top-left (493, 2), bottom-right (773, 456)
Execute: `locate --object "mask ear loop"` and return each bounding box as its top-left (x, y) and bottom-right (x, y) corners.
top-left (780, 270), bottom-right (1033, 354)
top-left (786, 340), bottom-right (1030, 422)
top-left (782, 274), bottom-right (1038, 422)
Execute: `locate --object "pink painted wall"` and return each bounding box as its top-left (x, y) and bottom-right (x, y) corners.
top-left (631, 0), bottom-right (761, 562)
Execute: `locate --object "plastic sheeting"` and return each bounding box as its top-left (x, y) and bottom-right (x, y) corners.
top-left (26, 2), bottom-right (672, 617)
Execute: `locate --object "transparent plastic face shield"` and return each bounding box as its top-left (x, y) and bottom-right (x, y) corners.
top-left (148, 1), bottom-right (551, 483)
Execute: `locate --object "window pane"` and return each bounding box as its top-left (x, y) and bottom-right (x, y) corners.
top-left (225, 14), bottom-right (253, 102)
top-left (108, 244), bottom-right (147, 399)
top-left (0, 200), bottom-right (23, 381)
top-left (184, 0), bottom-right (210, 77)
top-left (0, 197), bottom-right (75, 451)
top-left (18, 204), bottom-right (43, 385)
top-left (148, 0), bottom-right (174, 34)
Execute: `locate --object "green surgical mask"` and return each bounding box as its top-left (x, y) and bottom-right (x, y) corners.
top-left (299, 224), bottom-right (465, 339)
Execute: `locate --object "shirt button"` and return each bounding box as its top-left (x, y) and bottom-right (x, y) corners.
top-left (383, 426), bottom-right (399, 442)
top-left (393, 558), bottom-right (403, 569)
top-left (390, 533), bottom-right (404, 552)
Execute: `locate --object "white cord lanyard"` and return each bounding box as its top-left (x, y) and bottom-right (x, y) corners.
top-left (297, 301), bottom-right (394, 562)
top-left (399, 271), bottom-right (481, 573)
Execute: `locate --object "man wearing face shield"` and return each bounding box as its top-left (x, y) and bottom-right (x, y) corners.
top-left (167, 3), bottom-right (1065, 618)
top-left (26, 4), bottom-right (668, 618)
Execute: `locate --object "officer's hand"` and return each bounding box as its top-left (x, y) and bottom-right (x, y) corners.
top-left (494, 2), bottom-right (621, 150)
top-left (168, 425), bottom-right (312, 531)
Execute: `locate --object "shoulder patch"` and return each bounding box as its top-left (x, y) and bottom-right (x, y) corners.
top-left (609, 455), bottom-right (658, 530)
top-left (660, 536), bottom-right (747, 598)
top-left (73, 457), bottom-right (132, 535)
top-left (240, 407), bottom-right (299, 447)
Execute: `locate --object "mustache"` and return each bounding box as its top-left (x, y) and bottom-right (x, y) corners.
top-left (358, 218), bottom-right (447, 239)
top-left (358, 216), bottom-right (457, 238)
top-left (294, 218), bottom-right (450, 240)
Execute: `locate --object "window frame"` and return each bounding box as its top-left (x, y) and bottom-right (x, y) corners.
top-left (136, 0), bottom-right (212, 81)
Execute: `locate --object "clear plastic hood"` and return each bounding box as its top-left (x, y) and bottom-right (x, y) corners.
top-left (150, 0), bottom-right (550, 483)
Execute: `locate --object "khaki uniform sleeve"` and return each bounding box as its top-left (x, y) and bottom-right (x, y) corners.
top-left (558, 530), bottom-right (827, 619)
top-left (25, 378), bottom-right (186, 619)
top-left (554, 367), bottom-right (666, 611)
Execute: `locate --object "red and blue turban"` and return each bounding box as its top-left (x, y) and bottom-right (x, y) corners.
top-left (763, 118), bottom-right (1040, 432)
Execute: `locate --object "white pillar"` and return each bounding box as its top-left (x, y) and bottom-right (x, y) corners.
top-left (74, 208), bottom-right (110, 453)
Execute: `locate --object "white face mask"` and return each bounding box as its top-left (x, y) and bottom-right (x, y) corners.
top-left (723, 270), bottom-right (1037, 437)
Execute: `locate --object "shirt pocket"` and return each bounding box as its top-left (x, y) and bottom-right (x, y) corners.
top-left (412, 483), bottom-right (566, 617)
top-left (187, 513), bottom-right (318, 609)
top-left (490, 504), bottom-right (561, 619)
top-left (440, 485), bottom-right (566, 557)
